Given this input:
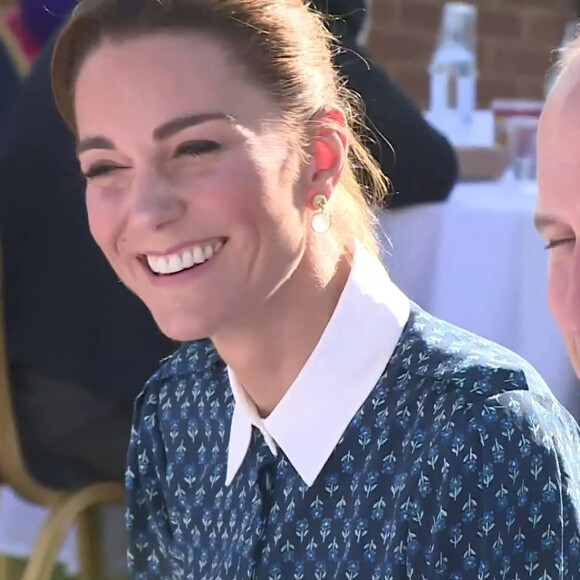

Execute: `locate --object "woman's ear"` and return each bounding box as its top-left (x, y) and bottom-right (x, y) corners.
top-left (306, 106), bottom-right (348, 203)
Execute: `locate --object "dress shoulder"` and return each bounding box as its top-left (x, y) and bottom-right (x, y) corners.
top-left (389, 308), bottom-right (580, 576)
top-left (400, 305), bottom-right (555, 405)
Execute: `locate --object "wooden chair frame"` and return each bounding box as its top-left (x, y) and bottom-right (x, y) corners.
top-left (0, 248), bottom-right (125, 580)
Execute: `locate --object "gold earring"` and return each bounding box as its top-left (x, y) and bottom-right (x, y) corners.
top-left (311, 194), bottom-right (331, 233)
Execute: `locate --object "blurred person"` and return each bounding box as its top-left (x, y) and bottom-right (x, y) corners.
top-left (311, 0), bottom-right (459, 209)
top-left (0, 29), bottom-right (174, 488)
top-left (51, 0), bottom-right (580, 577)
top-left (0, 8), bottom-right (27, 123)
top-left (0, 0), bottom-right (75, 122)
top-left (0, 0), bottom-right (76, 63)
top-left (0, 40), bottom-right (19, 120)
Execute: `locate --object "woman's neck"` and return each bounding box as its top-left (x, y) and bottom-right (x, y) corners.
top-left (212, 237), bottom-right (352, 417)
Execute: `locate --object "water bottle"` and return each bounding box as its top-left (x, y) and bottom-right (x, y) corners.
top-left (429, 3), bottom-right (478, 145)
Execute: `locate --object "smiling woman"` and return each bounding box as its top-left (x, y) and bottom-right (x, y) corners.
top-left (50, 0), bottom-right (580, 577)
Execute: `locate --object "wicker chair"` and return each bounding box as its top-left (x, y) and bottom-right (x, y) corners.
top-left (0, 245), bottom-right (125, 580)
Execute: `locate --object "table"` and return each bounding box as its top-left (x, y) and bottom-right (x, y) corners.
top-left (379, 178), bottom-right (580, 416)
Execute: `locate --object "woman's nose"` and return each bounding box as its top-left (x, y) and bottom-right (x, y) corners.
top-left (128, 170), bottom-right (186, 231)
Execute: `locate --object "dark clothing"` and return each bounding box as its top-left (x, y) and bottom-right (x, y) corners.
top-left (127, 305), bottom-right (580, 578)
top-left (313, 0), bottom-right (459, 208)
top-left (0, 34), bottom-right (174, 487)
top-left (313, 0), bottom-right (369, 41)
top-left (11, 365), bottom-right (132, 488)
top-left (0, 41), bottom-right (20, 126)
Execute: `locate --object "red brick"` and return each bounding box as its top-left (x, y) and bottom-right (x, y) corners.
top-left (508, 0), bottom-right (566, 7)
top-left (479, 7), bottom-right (524, 41)
top-left (368, 1), bottom-right (565, 106)
top-left (479, 44), bottom-right (497, 74)
top-left (372, 29), bottom-right (435, 65)
top-left (477, 77), bottom-right (518, 107)
top-left (368, 27), bottom-right (399, 56)
top-left (399, 1), bottom-right (444, 32)
top-left (387, 66), bottom-right (430, 108)
top-left (515, 78), bottom-right (546, 101)
top-left (492, 46), bottom-right (552, 77)
top-left (524, 11), bottom-right (566, 45)
top-left (371, 0), bottom-right (402, 28)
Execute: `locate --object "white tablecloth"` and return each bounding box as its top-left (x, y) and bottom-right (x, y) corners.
top-left (380, 179), bottom-right (580, 416)
top-left (1, 179), bottom-right (578, 572)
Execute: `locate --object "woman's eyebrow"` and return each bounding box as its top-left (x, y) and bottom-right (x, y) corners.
top-left (76, 112), bottom-right (234, 155)
top-left (153, 111), bottom-right (232, 141)
top-left (76, 135), bottom-right (115, 155)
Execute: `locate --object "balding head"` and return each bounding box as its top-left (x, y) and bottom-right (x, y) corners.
top-left (536, 37), bottom-right (580, 381)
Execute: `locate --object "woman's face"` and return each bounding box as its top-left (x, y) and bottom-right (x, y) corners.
top-left (536, 65), bottom-right (580, 378)
top-left (74, 32), bottom-right (337, 341)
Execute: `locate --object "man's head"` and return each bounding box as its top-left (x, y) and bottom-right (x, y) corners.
top-left (536, 41), bottom-right (580, 378)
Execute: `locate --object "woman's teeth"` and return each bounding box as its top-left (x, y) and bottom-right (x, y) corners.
top-left (146, 240), bottom-right (224, 275)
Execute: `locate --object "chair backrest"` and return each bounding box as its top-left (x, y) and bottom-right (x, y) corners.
top-left (0, 246), bottom-right (66, 506)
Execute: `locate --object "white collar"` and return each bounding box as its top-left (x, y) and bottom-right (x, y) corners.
top-left (225, 244), bottom-right (410, 486)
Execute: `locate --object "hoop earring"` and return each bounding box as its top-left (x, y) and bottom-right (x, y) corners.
top-left (311, 194), bottom-right (331, 233)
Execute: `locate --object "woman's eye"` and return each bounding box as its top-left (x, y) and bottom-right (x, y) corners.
top-left (175, 140), bottom-right (221, 158)
top-left (544, 237), bottom-right (576, 250)
top-left (83, 164), bottom-right (121, 180)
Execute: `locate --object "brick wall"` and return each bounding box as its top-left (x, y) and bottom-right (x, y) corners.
top-left (369, 0), bottom-right (574, 108)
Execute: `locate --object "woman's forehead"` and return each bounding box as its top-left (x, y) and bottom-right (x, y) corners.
top-left (73, 33), bottom-right (283, 137)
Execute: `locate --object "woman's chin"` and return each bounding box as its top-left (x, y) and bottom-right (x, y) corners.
top-left (154, 314), bottom-right (217, 343)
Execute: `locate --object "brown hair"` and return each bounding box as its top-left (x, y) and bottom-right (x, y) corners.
top-left (51, 0), bottom-right (388, 256)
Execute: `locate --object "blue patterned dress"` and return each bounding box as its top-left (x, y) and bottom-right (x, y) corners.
top-left (126, 304), bottom-right (580, 579)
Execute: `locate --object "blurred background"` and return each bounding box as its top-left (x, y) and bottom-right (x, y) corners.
top-left (369, 0), bottom-right (574, 107)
